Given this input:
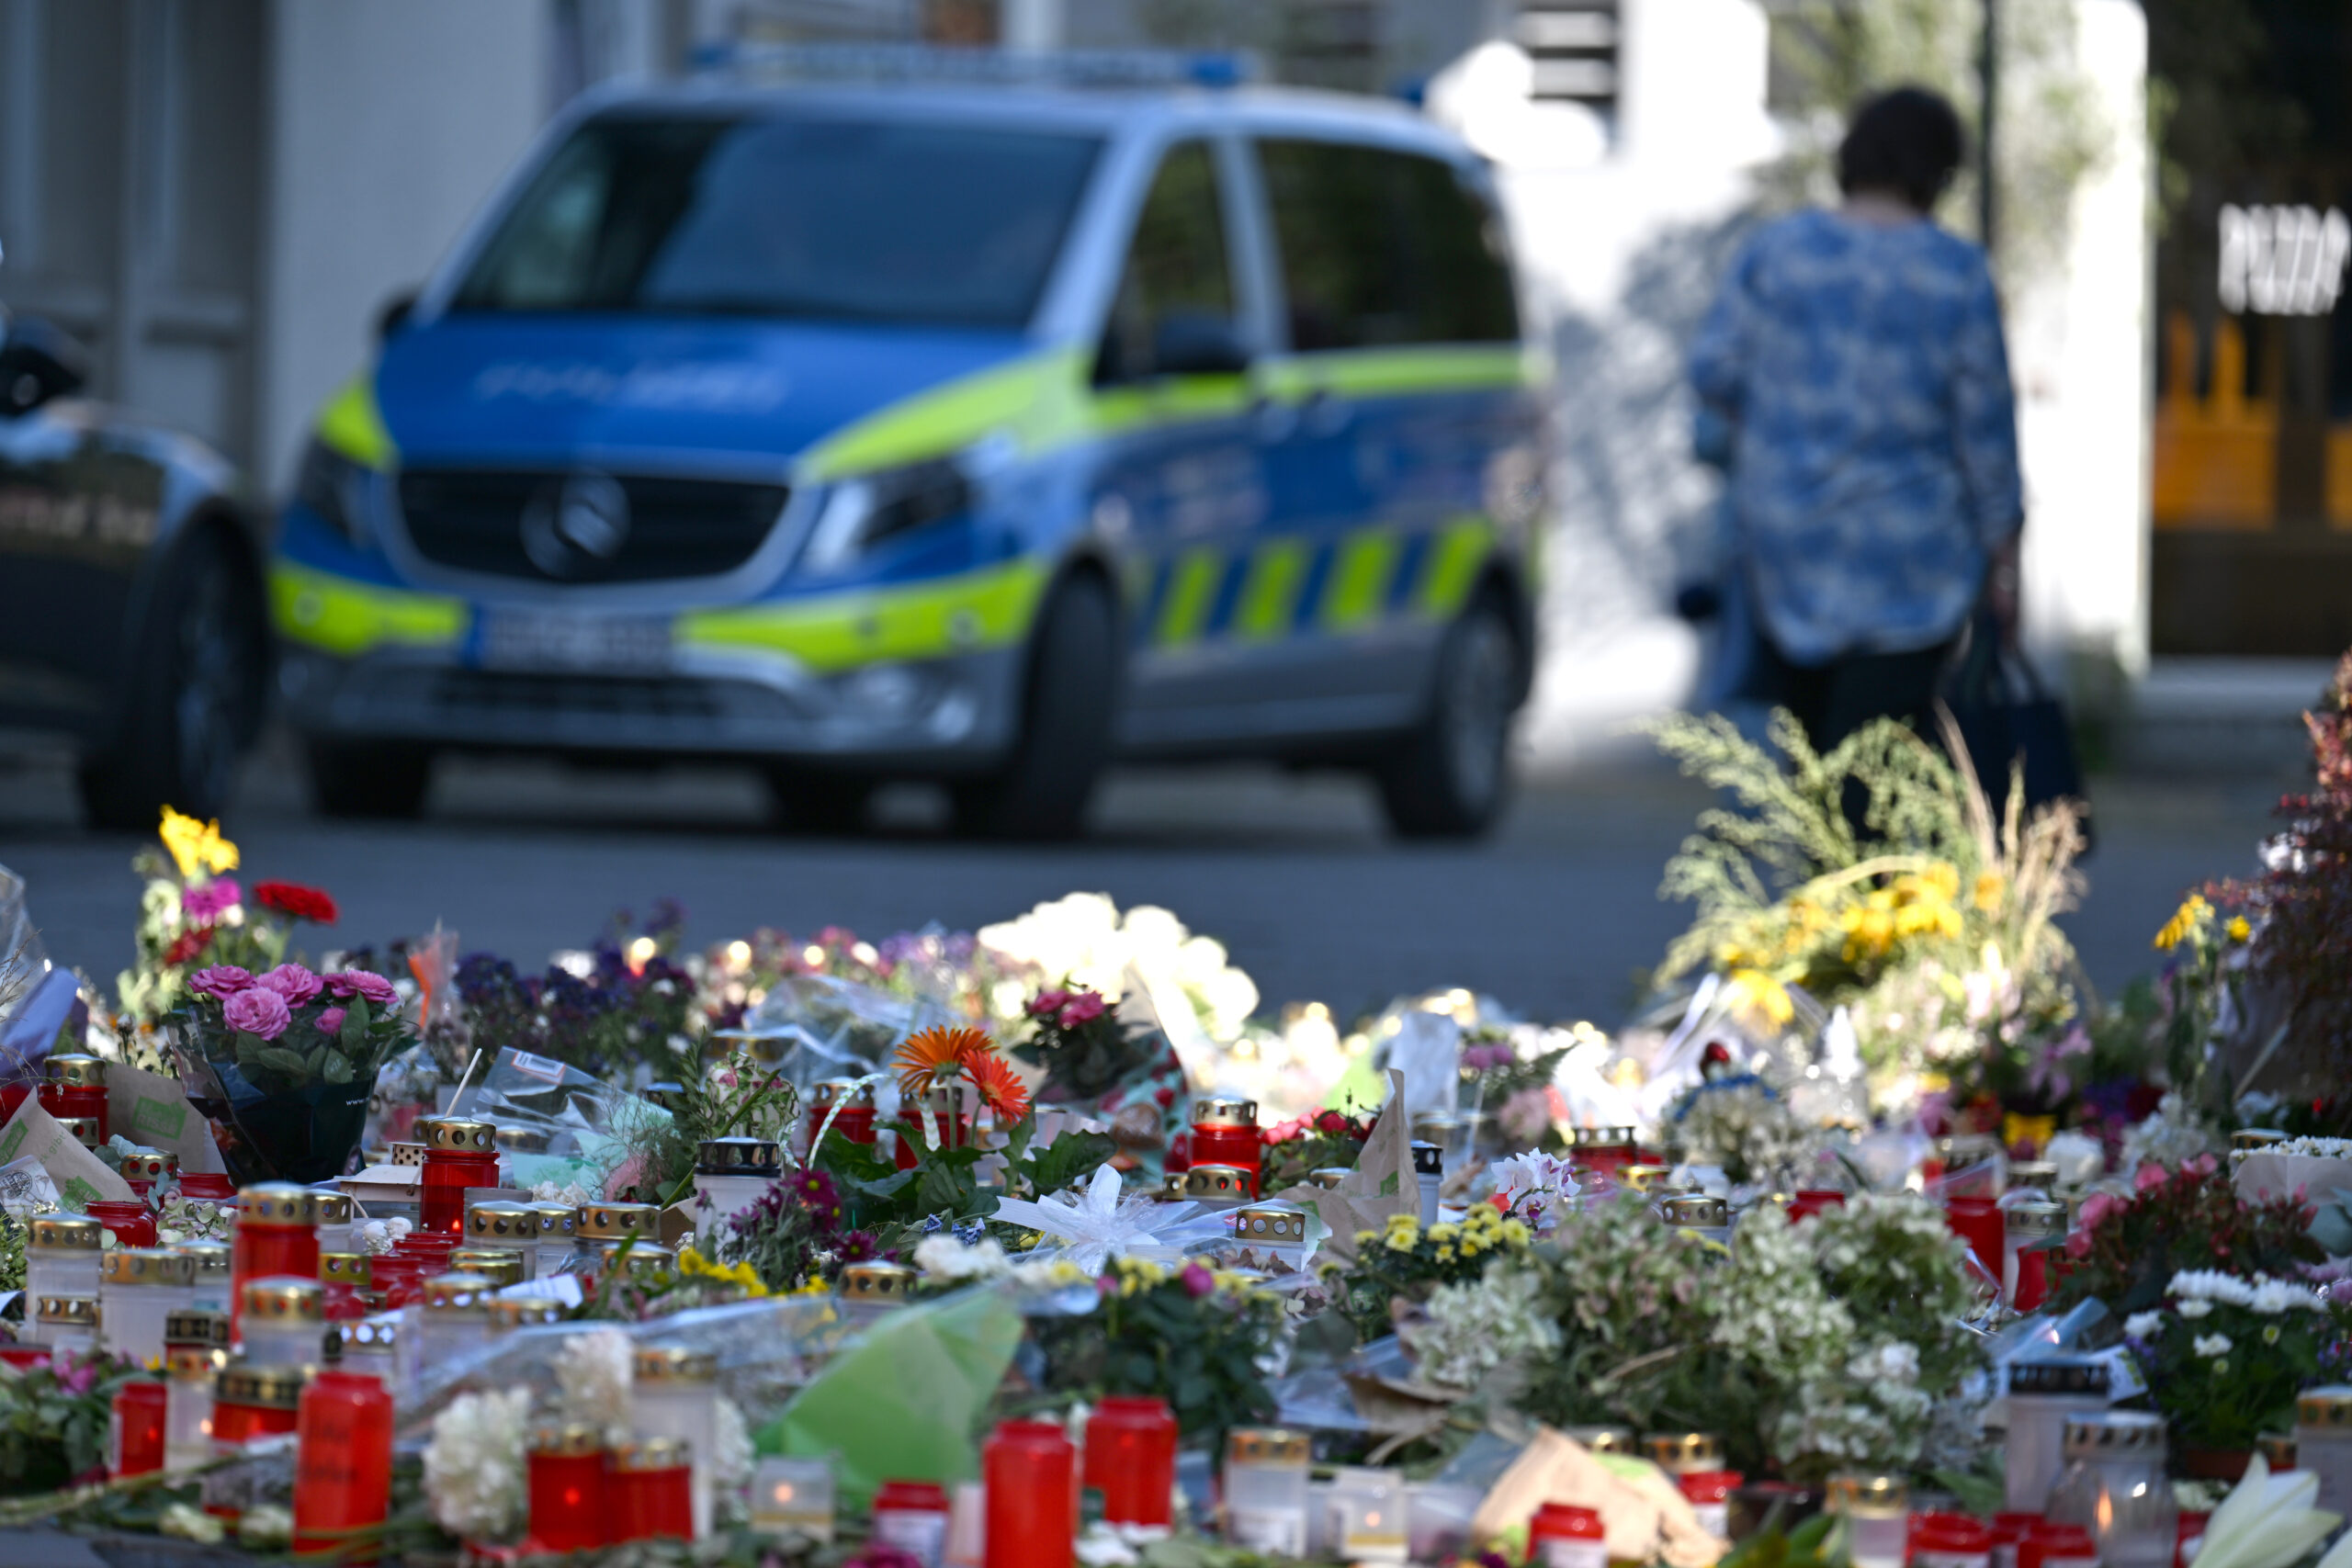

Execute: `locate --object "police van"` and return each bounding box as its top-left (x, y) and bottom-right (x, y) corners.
top-left (271, 51), bottom-right (1549, 839)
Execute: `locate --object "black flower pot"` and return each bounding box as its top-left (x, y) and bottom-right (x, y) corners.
top-left (187, 1066), bottom-right (373, 1186)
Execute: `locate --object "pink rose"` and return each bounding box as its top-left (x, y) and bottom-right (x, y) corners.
top-left (187, 964), bottom-right (255, 1000)
top-left (2185, 1153), bottom-right (2219, 1179)
top-left (180, 877), bottom-right (242, 921)
top-left (222, 987), bottom-right (291, 1041)
top-left (255, 964), bottom-right (323, 1006)
top-left (1057, 991), bottom-right (1106, 1027)
top-left (324, 970), bottom-right (399, 1008)
top-left (2134, 1162), bottom-right (2169, 1193)
top-left (1027, 989), bottom-right (1070, 1019)
top-left (315, 1007), bottom-right (346, 1036)
top-left (2065, 1230), bottom-right (2092, 1258)
top-left (1180, 1261), bottom-right (1216, 1298)
top-left (2077, 1191), bottom-right (2119, 1232)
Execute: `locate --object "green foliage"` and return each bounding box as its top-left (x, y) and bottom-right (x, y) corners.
top-left (1025, 1258), bottom-right (1283, 1442)
top-left (0, 1352), bottom-right (145, 1496)
top-left (0, 1212), bottom-right (23, 1294)
top-left (814, 1123), bottom-right (1118, 1253)
top-left (1723, 1511), bottom-right (1848, 1568)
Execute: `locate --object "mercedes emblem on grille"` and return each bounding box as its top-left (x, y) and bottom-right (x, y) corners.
top-left (521, 471), bottom-right (630, 577)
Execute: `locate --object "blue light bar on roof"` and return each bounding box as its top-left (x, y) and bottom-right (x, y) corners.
top-left (688, 41), bottom-right (1257, 90)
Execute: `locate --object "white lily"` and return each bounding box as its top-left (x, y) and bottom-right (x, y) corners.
top-left (2189, 1457), bottom-right (2342, 1568)
top-left (989, 1165), bottom-right (1223, 1274)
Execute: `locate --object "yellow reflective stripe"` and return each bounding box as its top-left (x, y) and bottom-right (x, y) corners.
top-left (318, 376), bottom-right (396, 469)
top-left (803, 350), bottom-right (1088, 480)
top-left (1087, 375), bottom-right (1253, 439)
top-left (676, 558), bottom-right (1047, 674)
top-left (271, 562), bottom-right (465, 656)
top-left (1155, 550), bottom-right (1223, 647)
top-left (1258, 344), bottom-right (1533, 402)
top-left (1420, 515), bottom-right (1494, 616)
top-left (1232, 540), bottom-right (1308, 641)
top-left (1321, 533), bottom-right (1399, 629)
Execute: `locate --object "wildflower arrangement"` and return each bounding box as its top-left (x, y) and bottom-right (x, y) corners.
top-left (119, 808), bottom-right (342, 1024)
top-left (2124, 1270), bottom-right (2348, 1452)
top-left (1023, 1255), bottom-right (1283, 1441)
top-left (717, 1165), bottom-right (869, 1293)
top-left (1333, 1206), bottom-right (1534, 1338)
top-left (1260, 1107), bottom-right (1376, 1192)
top-left (1665, 1074), bottom-right (1819, 1187)
top-left (2056, 1158), bottom-right (2323, 1314)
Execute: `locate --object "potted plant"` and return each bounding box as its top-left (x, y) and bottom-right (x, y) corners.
top-left (2123, 1270), bottom-right (2348, 1478)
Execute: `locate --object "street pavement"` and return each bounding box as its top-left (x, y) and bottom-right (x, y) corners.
top-left (0, 731), bottom-right (2298, 1031)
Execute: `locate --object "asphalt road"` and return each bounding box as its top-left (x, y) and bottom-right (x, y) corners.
top-left (0, 732), bottom-right (2293, 1030)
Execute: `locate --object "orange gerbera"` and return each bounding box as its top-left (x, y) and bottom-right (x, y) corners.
top-left (961, 1048), bottom-right (1032, 1122)
top-left (893, 1024), bottom-right (993, 1099)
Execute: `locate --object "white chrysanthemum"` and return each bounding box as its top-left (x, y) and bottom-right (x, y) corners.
top-left (2169, 1269), bottom-right (2255, 1306)
top-left (2123, 1311), bottom-right (2165, 1339)
top-left (2248, 1278), bottom-right (2326, 1314)
top-left (1411, 1264), bottom-right (1563, 1390)
top-left (554, 1327), bottom-right (634, 1441)
top-left (712, 1397), bottom-right (754, 1488)
top-left (423, 1387), bottom-right (531, 1540)
top-left (914, 1234), bottom-right (1011, 1282)
top-left (2193, 1333), bottom-right (2233, 1359)
top-left (2177, 1298), bottom-right (2213, 1319)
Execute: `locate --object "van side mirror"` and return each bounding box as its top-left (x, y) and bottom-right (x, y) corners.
top-left (1150, 312), bottom-right (1252, 378)
top-left (377, 289), bottom-right (419, 343)
top-left (0, 315), bottom-right (89, 416)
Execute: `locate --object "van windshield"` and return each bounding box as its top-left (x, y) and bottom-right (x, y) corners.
top-left (450, 114), bottom-right (1103, 329)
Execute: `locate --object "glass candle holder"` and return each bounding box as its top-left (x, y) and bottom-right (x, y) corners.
top-left (2048, 1414), bottom-right (2177, 1568)
top-left (2297, 1385), bottom-right (2352, 1516)
top-left (2004, 1201), bottom-right (2066, 1310)
top-left (1231, 1205), bottom-right (1310, 1267)
top-left (415, 1271), bottom-right (497, 1367)
top-left (172, 1240), bottom-right (232, 1311)
top-left (528, 1422), bottom-right (609, 1553)
top-left (576, 1201), bottom-right (660, 1271)
top-left (414, 1116), bottom-right (500, 1235)
top-left (1571, 1124), bottom-right (1641, 1178)
top-left (337, 1316), bottom-right (412, 1408)
top-left (164, 1347), bottom-right (216, 1472)
top-left (101, 1248), bottom-right (196, 1366)
top-left (213, 1364), bottom-right (306, 1449)
top-left (240, 1277), bottom-right (328, 1368)
top-left (807, 1078), bottom-right (877, 1157)
top-left (87, 1199), bottom-right (158, 1250)
top-left (1224, 1427), bottom-right (1311, 1556)
top-left (232, 1183), bottom-right (321, 1335)
top-left (40, 1052), bottom-right (107, 1141)
top-left (164, 1305), bottom-right (232, 1361)
top-left (527, 1201), bottom-right (581, 1277)
top-left (2006, 1355), bottom-right (2111, 1515)
top-left (984, 1419), bottom-right (1074, 1568)
top-left (368, 1251), bottom-right (429, 1311)
top-left (839, 1261), bottom-right (919, 1321)
top-left (488, 1295), bottom-right (565, 1336)
top-left (294, 1368), bottom-right (395, 1560)
top-left (310, 1190), bottom-right (355, 1256)
top-left (1328, 1466), bottom-right (1408, 1563)
top-left (694, 1137), bottom-right (782, 1253)
top-left (612, 1438), bottom-right (695, 1543)
top-left (875, 1479), bottom-right (954, 1567)
top-left (1944, 1195), bottom-right (2005, 1282)
top-left (1913, 1512), bottom-right (1996, 1568)
top-left (464, 1200), bottom-right (540, 1280)
top-left (37, 1294), bottom-right (99, 1356)
top-left (1180, 1164), bottom-right (1254, 1207)
top-left (1826, 1472), bottom-right (1909, 1568)
top-left (1190, 1098), bottom-right (1261, 1196)
top-left (57, 1115), bottom-right (103, 1150)
top-left (1405, 1482), bottom-right (1481, 1562)
top-left (635, 1344), bottom-right (721, 1540)
top-left (318, 1253), bottom-right (373, 1321)
top-left (28, 1213), bottom-right (105, 1336)
top-left (1085, 1394), bottom-right (1177, 1527)
top-left (109, 1379), bottom-right (168, 1478)
top-left (119, 1147), bottom-right (176, 1200)
top-left (752, 1456), bottom-right (836, 1541)
top-left (1530, 1502), bottom-right (1607, 1568)
top-left (2020, 1523), bottom-right (2102, 1568)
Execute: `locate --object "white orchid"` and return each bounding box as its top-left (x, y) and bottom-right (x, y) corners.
top-left (988, 1166), bottom-right (1218, 1274)
top-left (1488, 1150), bottom-right (1580, 1230)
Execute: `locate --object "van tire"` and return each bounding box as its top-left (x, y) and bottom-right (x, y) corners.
top-left (308, 739), bottom-right (433, 819)
top-left (765, 768), bottom-right (873, 835)
top-left (951, 573), bottom-right (1119, 840)
top-left (1374, 590), bottom-right (1520, 840)
top-left (77, 525), bottom-right (266, 829)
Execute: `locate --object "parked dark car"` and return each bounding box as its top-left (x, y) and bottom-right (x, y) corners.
top-left (0, 305), bottom-right (272, 827)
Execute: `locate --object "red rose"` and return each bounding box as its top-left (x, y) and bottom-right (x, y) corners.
top-left (1027, 989), bottom-right (1070, 1019)
top-left (162, 927), bottom-right (213, 967)
top-left (254, 881), bottom-right (339, 924)
top-left (1316, 1110), bottom-right (1350, 1135)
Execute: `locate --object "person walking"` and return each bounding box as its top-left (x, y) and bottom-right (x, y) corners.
top-left (1688, 85), bottom-right (2023, 753)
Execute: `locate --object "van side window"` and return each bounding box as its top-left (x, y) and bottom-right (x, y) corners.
top-left (1097, 141), bottom-right (1237, 382)
top-left (1256, 140), bottom-right (1519, 352)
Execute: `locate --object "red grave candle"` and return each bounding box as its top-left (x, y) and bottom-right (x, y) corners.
top-left (1085, 1395), bottom-right (1178, 1527)
top-left (231, 1184), bottom-right (319, 1335)
top-left (985, 1417), bottom-right (1076, 1568)
top-left (895, 1086), bottom-right (971, 1171)
top-left (212, 1365), bottom-right (304, 1447)
top-left (1787, 1190), bottom-right (1848, 1223)
top-left (808, 1078), bottom-right (877, 1153)
top-left (528, 1424), bottom-right (609, 1553)
top-left (415, 1116), bottom-right (500, 1235)
top-left (179, 1173), bottom-right (237, 1202)
top-left (611, 1438), bottom-right (695, 1543)
top-left (1189, 1098), bottom-right (1260, 1196)
top-left (1945, 1196), bottom-right (2005, 1282)
top-left (294, 1369), bottom-right (395, 1562)
top-left (108, 1380), bottom-right (167, 1477)
top-left (1530, 1502), bottom-right (1607, 1568)
top-left (88, 1199), bottom-right (159, 1250)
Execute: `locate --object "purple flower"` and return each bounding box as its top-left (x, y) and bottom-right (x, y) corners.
top-left (255, 963), bottom-right (323, 1006)
top-left (324, 970), bottom-right (399, 1008)
top-left (223, 987), bottom-right (291, 1041)
top-left (1462, 1043), bottom-right (1516, 1071)
top-left (187, 964), bottom-right (255, 999)
top-left (50, 1348), bottom-right (96, 1395)
top-left (1180, 1261), bottom-right (1216, 1298)
top-left (315, 1006), bottom-right (346, 1036)
top-left (180, 877), bottom-right (242, 921)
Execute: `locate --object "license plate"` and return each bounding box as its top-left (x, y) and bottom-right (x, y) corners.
top-left (477, 609), bottom-right (672, 673)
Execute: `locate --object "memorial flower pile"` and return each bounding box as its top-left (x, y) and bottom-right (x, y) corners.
top-left (2125, 1270), bottom-right (2346, 1452)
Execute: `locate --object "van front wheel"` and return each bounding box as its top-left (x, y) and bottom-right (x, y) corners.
top-left (1374, 592), bottom-right (1520, 840)
top-left (951, 575), bottom-right (1119, 840)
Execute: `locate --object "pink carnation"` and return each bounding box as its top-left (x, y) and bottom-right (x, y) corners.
top-left (324, 970), bottom-right (399, 1008)
top-left (187, 964), bottom-right (255, 1000)
top-left (2133, 1161), bottom-right (2169, 1193)
top-left (1057, 991), bottom-right (1106, 1027)
top-left (223, 987), bottom-right (291, 1041)
top-left (255, 964), bottom-right (323, 1007)
top-left (180, 877), bottom-right (242, 921)
top-left (1027, 988), bottom-right (1071, 1019)
top-left (315, 1007), bottom-right (346, 1036)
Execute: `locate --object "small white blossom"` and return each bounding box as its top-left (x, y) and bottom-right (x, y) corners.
top-left (554, 1327), bottom-right (635, 1442)
top-left (914, 1234), bottom-right (1011, 1282)
top-left (713, 1397), bottom-right (754, 1489)
top-left (2124, 1312), bottom-right (2165, 1339)
top-left (2177, 1299), bottom-right (2214, 1319)
top-left (2193, 1333), bottom-right (2233, 1359)
top-left (1409, 1264), bottom-right (1563, 1390)
top-left (423, 1388), bottom-right (530, 1540)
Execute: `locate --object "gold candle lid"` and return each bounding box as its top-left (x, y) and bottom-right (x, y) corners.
top-left (495, 1125), bottom-right (552, 1155)
top-left (2006, 1200), bottom-right (2069, 1238)
top-left (634, 1344), bottom-right (719, 1382)
top-left (1193, 1097), bottom-right (1259, 1128)
top-left (243, 1277), bottom-right (324, 1323)
top-left (594, 1241), bottom-right (676, 1282)
top-left (812, 1078), bottom-right (875, 1109)
top-left (320, 1253), bottom-right (372, 1286)
top-left (311, 1190), bottom-right (354, 1224)
top-left (44, 1053), bottom-right (107, 1087)
top-left (165, 1306), bottom-right (232, 1348)
top-left (165, 1346), bottom-right (220, 1380)
top-left (840, 1261), bottom-right (917, 1303)
top-left (612, 1437), bottom-right (693, 1471)
top-left (173, 1239), bottom-right (232, 1278)
top-left (1619, 1164), bottom-right (1674, 1191)
top-left (466, 1201), bottom-right (537, 1242)
top-left (449, 1249), bottom-right (526, 1289)
top-left (2259, 1433), bottom-right (2299, 1469)
top-left (529, 1421), bottom-right (605, 1457)
top-left (58, 1115), bottom-right (101, 1147)
top-left (487, 1295), bottom-right (563, 1330)
top-left (1307, 1167), bottom-right (1353, 1190)
top-left (1826, 1472), bottom-right (1908, 1515)
top-left (1642, 1431), bottom-right (1723, 1472)
top-left (1182, 1164), bottom-right (1253, 1201)
top-left (217, 1364), bottom-right (308, 1409)
top-left (342, 1316), bottom-right (401, 1353)
top-left (119, 1148), bottom-right (177, 1181)
top-left (696, 1136), bottom-right (783, 1175)
top-left (28, 1213), bottom-right (103, 1250)
top-left (1575, 1125), bottom-right (1638, 1146)
top-left (526, 1201), bottom-right (580, 1236)
top-left (1227, 1427), bottom-right (1310, 1465)
top-left (578, 1201), bottom-right (659, 1241)
top-left (1660, 1194), bottom-right (1729, 1228)
top-left (422, 1271), bottom-right (499, 1314)
top-left (102, 1248), bottom-right (197, 1288)
top-left (2234, 1128), bottom-right (2290, 1152)
top-left (2298, 1385), bottom-right (2352, 1428)
top-left (237, 1182), bottom-right (320, 1228)
top-left (1159, 1170), bottom-right (1189, 1201)
top-left (35, 1293), bottom-right (98, 1326)
top-left (1564, 1424), bottom-right (1634, 1455)
top-left (414, 1116), bottom-right (497, 1154)
top-left (1233, 1206), bottom-right (1307, 1245)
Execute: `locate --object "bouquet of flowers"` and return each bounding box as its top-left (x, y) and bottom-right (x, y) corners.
top-left (1261, 1107), bottom-right (1376, 1191)
top-left (167, 963), bottom-right (413, 1183)
top-left (1665, 1073), bottom-right (1818, 1187)
top-left (1333, 1205), bottom-right (1535, 1338)
top-left (1012, 985), bottom-right (1161, 1104)
top-left (2056, 1158), bottom-right (2322, 1314)
top-left (2125, 1270), bottom-right (2348, 1453)
top-left (1023, 1255), bottom-right (1283, 1440)
top-left (118, 808), bottom-right (342, 1025)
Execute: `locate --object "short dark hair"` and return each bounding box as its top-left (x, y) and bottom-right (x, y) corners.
top-left (1837, 86), bottom-right (1966, 211)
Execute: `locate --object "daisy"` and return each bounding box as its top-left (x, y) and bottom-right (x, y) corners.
top-left (962, 1047), bottom-right (1032, 1122)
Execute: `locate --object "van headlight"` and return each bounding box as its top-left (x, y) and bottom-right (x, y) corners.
top-left (797, 456), bottom-right (973, 573)
top-left (293, 437), bottom-right (378, 546)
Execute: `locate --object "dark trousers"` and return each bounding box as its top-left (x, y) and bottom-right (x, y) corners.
top-left (1748, 637), bottom-right (1955, 753)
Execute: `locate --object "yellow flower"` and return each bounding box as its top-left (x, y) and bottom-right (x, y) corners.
top-left (1724, 967), bottom-right (1795, 1027)
top-left (1498, 1219), bottom-right (1531, 1247)
top-left (158, 807), bottom-right (238, 880)
top-left (1458, 1236), bottom-right (1485, 1258)
top-left (1385, 1231), bottom-right (1417, 1254)
top-left (1973, 872), bottom-right (2006, 912)
top-left (1428, 1223), bottom-right (1460, 1243)
top-left (1433, 1245), bottom-right (1454, 1263)
top-left (2154, 895), bottom-right (2212, 951)
top-left (2227, 916), bottom-right (2252, 943)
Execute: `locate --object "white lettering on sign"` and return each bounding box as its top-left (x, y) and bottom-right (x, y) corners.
top-left (2219, 204), bottom-right (2352, 316)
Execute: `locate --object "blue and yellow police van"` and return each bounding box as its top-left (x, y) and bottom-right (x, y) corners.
top-left (270, 53), bottom-right (1550, 839)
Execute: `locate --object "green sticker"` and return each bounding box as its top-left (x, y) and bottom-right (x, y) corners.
top-left (0, 1120), bottom-right (25, 1166)
top-left (131, 1097), bottom-right (188, 1141)
top-left (61, 1177), bottom-right (97, 1209)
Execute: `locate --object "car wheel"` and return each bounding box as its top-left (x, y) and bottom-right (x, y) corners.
top-left (951, 573), bottom-right (1120, 840)
top-left (765, 767), bottom-right (874, 835)
top-left (307, 739), bottom-right (433, 819)
top-left (1374, 590), bottom-right (1521, 840)
top-left (77, 526), bottom-right (266, 829)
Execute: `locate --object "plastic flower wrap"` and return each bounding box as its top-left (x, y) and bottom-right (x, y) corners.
top-left (987, 1165), bottom-right (1224, 1274)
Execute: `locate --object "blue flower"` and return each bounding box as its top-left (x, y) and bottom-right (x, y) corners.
top-left (921, 1213), bottom-right (948, 1235)
top-left (954, 1220), bottom-right (985, 1247)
